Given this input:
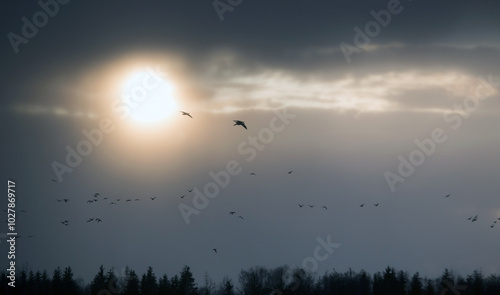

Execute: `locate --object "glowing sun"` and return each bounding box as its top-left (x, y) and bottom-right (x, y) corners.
top-left (121, 69), bottom-right (176, 123)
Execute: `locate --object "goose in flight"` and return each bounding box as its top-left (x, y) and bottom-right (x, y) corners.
top-left (233, 120), bottom-right (247, 129)
top-left (213, 248), bottom-right (217, 253)
top-left (63, 199), bottom-right (69, 203)
top-left (188, 189), bottom-right (194, 193)
top-left (308, 205), bottom-right (314, 208)
top-left (180, 195), bottom-right (185, 199)
top-left (126, 199), bottom-right (131, 202)
top-left (471, 215), bottom-right (478, 222)
top-left (444, 194), bottom-right (450, 198)
top-left (360, 204), bottom-right (365, 207)
top-left (87, 200), bottom-right (94, 204)
top-left (150, 197), bottom-right (156, 200)
top-left (94, 193), bottom-right (100, 198)
top-left (322, 206), bottom-right (328, 210)
top-left (110, 202), bottom-right (116, 205)
top-left (180, 111), bottom-right (193, 118)
top-left (287, 171), bottom-right (293, 174)
top-left (86, 218), bottom-right (94, 223)
top-left (491, 224), bottom-right (495, 228)
top-left (51, 179), bottom-right (57, 183)
top-left (298, 204), bottom-right (304, 208)
top-left (250, 173), bottom-right (256, 176)
top-left (134, 198), bottom-right (140, 201)
top-left (56, 199), bottom-right (62, 202)
top-left (238, 215), bottom-right (244, 220)
top-left (96, 218), bottom-right (102, 223)
top-left (374, 203), bottom-right (379, 207)
top-left (229, 212), bottom-right (236, 215)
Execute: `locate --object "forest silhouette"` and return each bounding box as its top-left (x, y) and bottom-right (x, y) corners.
top-left (2, 264), bottom-right (500, 295)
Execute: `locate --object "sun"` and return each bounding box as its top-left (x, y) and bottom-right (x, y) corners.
top-left (120, 69), bottom-right (176, 124)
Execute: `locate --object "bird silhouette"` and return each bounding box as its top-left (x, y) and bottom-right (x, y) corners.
top-left (471, 215), bottom-right (478, 222)
top-left (298, 204), bottom-right (304, 208)
top-left (188, 189), bottom-right (194, 193)
top-left (213, 248), bottom-right (217, 253)
top-left (110, 202), bottom-right (116, 205)
top-left (444, 194), bottom-right (450, 198)
top-left (467, 217), bottom-right (472, 220)
top-left (233, 120), bottom-right (247, 129)
top-left (180, 195), bottom-right (185, 198)
top-left (96, 218), bottom-right (102, 223)
top-left (63, 199), bottom-right (69, 202)
top-left (56, 199), bottom-right (62, 202)
top-left (374, 203), bottom-right (379, 207)
top-left (491, 224), bottom-right (495, 228)
top-left (322, 206), bottom-right (327, 210)
top-left (308, 205), bottom-right (314, 208)
top-left (51, 179), bottom-right (57, 183)
top-left (287, 171), bottom-right (293, 174)
top-left (134, 198), bottom-right (140, 201)
top-left (180, 111), bottom-right (193, 118)
top-left (94, 193), bottom-right (100, 198)
top-left (250, 173), bottom-right (256, 175)
top-left (150, 197), bottom-right (156, 200)
top-left (360, 204), bottom-right (365, 207)
top-left (126, 199), bottom-right (131, 202)
top-left (87, 200), bottom-right (94, 204)
top-left (86, 218), bottom-right (94, 223)
top-left (238, 216), bottom-right (244, 220)
top-left (229, 212), bottom-right (236, 215)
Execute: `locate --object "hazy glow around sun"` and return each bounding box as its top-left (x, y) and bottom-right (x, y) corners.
top-left (121, 69), bottom-right (176, 123)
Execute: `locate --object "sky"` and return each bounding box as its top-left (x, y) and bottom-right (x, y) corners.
top-left (1, 0), bottom-right (499, 288)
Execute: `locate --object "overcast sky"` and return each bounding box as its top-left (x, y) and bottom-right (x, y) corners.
top-left (1, 0), bottom-right (499, 287)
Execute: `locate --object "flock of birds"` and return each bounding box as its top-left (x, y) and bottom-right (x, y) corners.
top-left (15, 113), bottom-right (496, 255)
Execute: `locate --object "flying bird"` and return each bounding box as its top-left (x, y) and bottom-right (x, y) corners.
top-left (110, 202), bottom-right (116, 205)
top-left (188, 189), bottom-right (194, 193)
top-left (360, 204), bottom-right (365, 207)
top-left (308, 205), bottom-right (314, 208)
top-left (471, 215), bottom-right (478, 222)
top-left (63, 199), bottom-right (69, 203)
top-left (56, 199), bottom-right (62, 202)
top-left (86, 218), bottom-right (94, 223)
top-left (180, 111), bottom-right (193, 118)
top-left (213, 248), bottom-right (217, 253)
top-left (322, 206), bottom-right (327, 210)
top-left (87, 200), bottom-right (94, 204)
top-left (238, 216), bottom-right (244, 220)
top-left (298, 204), bottom-right (304, 208)
top-left (287, 171), bottom-right (293, 174)
top-left (150, 197), bottom-right (156, 200)
top-left (180, 195), bottom-right (185, 199)
top-left (229, 212), bottom-right (236, 215)
top-left (374, 203), bottom-right (379, 207)
top-left (126, 199), bottom-right (131, 202)
top-left (134, 198), bottom-right (140, 201)
top-left (51, 179), bottom-right (57, 183)
top-left (233, 120), bottom-right (247, 129)
top-left (96, 218), bottom-right (102, 223)
top-left (444, 194), bottom-right (450, 198)
top-left (491, 224), bottom-right (495, 228)
top-left (250, 173), bottom-right (256, 176)
top-left (94, 193), bottom-right (100, 198)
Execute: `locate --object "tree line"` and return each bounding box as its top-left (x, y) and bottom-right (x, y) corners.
top-left (2, 264), bottom-right (500, 295)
